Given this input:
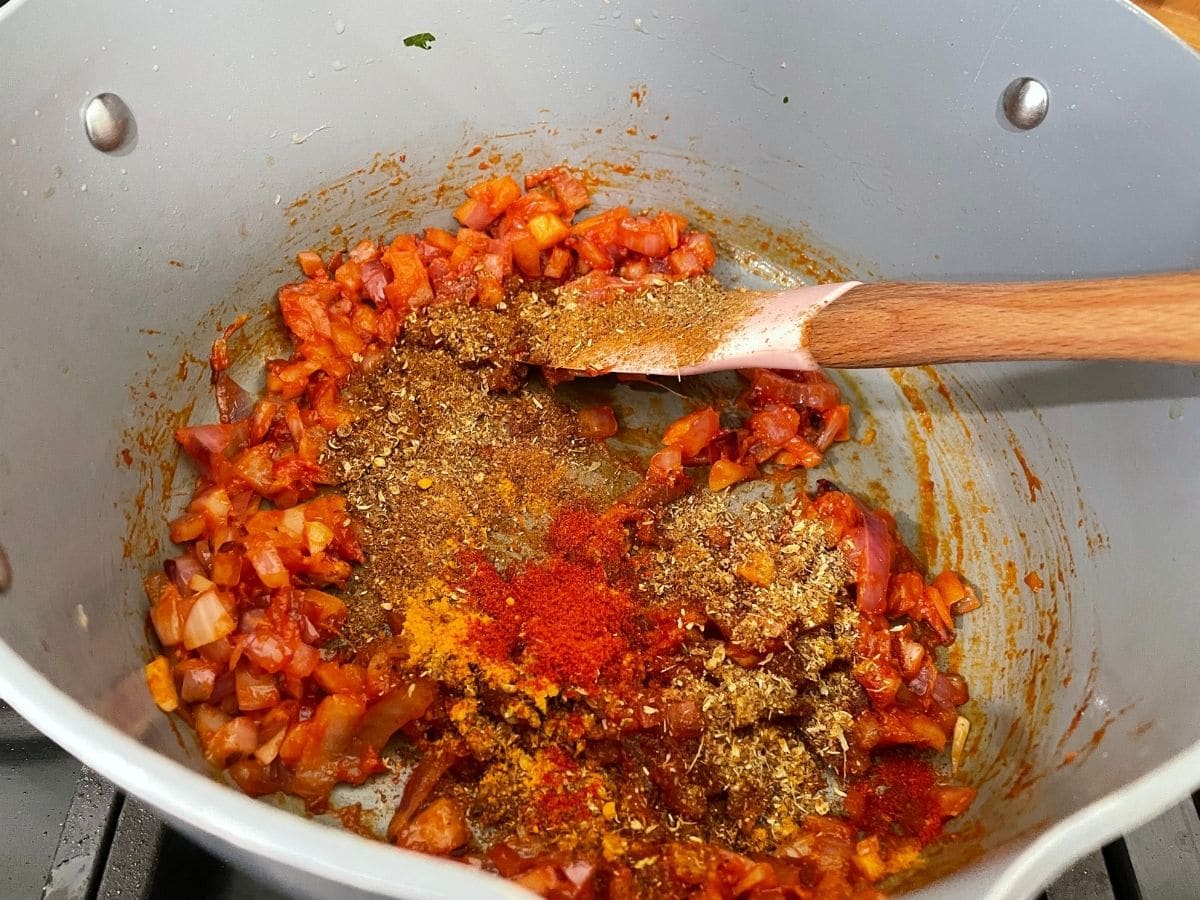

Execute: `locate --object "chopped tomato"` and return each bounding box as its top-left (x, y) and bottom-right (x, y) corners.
top-left (708, 459), bottom-right (755, 491)
top-left (278, 281), bottom-right (337, 342)
top-left (577, 405), bottom-right (618, 440)
top-left (296, 250), bottom-right (326, 279)
top-left (617, 216), bottom-right (670, 258)
top-left (145, 656), bottom-right (179, 712)
top-left (381, 249), bottom-right (433, 311)
top-left (454, 197), bottom-right (495, 230)
top-left (661, 407), bottom-right (721, 460)
top-left (527, 212), bottom-right (572, 250)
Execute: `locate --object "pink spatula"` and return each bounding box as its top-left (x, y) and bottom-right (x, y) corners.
top-left (533, 272), bottom-right (1200, 374)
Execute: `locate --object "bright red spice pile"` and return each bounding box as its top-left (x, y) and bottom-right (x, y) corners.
top-left (846, 757), bottom-right (976, 845)
top-left (461, 550), bottom-right (640, 690)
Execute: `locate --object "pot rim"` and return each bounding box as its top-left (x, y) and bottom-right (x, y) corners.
top-left (0, 645), bottom-right (533, 899)
top-left (4, 637), bottom-right (1200, 898)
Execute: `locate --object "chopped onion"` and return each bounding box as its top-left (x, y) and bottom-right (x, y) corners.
top-left (897, 635), bottom-right (926, 679)
top-left (280, 506), bottom-right (306, 539)
top-left (357, 680), bottom-right (437, 753)
top-left (177, 661), bottom-right (217, 703)
top-left (563, 861), bottom-right (596, 889)
top-left (178, 423), bottom-right (235, 455)
top-left (648, 446), bottom-right (683, 477)
top-left (907, 659), bottom-right (937, 698)
top-left (361, 260), bottom-right (388, 304)
top-left (193, 704), bottom-right (231, 746)
top-left (742, 368), bottom-right (841, 411)
top-left (187, 573), bottom-right (216, 593)
top-left (300, 589), bottom-right (348, 633)
top-left (190, 486), bottom-right (233, 521)
top-left (165, 553), bottom-right (205, 594)
top-left (304, 521), bottom-right (334, 555)
top-left (254, 724), bottom-right (287, 765)
top-left (205, 716), bottom-right (259, 768)
top-left (238, 608), bottom-right (267, 633)
top-left (388, 743), bottom-right (460, 840)
top-left (214, 371), bottom-right (254, 424)
top-left (854, 509), bottom-right (893, 615)
top-left (285, 642), bottom-right (319, 678)
top-left (298, 694), bottom-right (366, 774)
top-left (235, 668), bottom-right (281, 712)
top-left (199, 636), bottom-right (234, 667)
top-left (210, 669), bottom-right (236, 702)
top-left (246, 539), bottom-right (289, 589)
top-left (243, 632), bottom-right (289, 674)
top-left (951, 715), bottom-right (971, 776)
top-left (932, 671), bottom-right (970, 708)
top-left (209, 549), bottom-right (241, 585)
top-left (182, 589), bottom-right (236, 650)
top-left (169, 512), bottom-right (206, 543)
top-left (149, 586), bottom-right (184, 647)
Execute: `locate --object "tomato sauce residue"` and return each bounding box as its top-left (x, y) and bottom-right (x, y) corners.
top-left (1012, 445), bottom-right (1043, 503)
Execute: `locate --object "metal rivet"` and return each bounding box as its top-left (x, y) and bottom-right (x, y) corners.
top-left (0, 543), bottom-right (10, 593)
top-left (1002, 77), bottom-right (1049, 130)
top-left (83, 92), bottom-right (135, 153)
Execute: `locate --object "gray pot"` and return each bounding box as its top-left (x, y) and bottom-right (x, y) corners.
top-left (2, 1), bottom-right (1199, 897)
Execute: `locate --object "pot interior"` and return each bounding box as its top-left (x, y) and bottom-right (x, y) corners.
top-left (2, 1), bottom-right (1200, 896)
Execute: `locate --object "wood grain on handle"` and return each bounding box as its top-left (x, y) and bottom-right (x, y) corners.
top-left (806, 272), bottom-right (1200, 367)
top-left (1135, 0), bottom-right (1200, 53)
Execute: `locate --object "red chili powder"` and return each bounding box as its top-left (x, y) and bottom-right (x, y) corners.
top-left (547, 503), bottom-right (628, 564)
top-left (459, 507), bottom-right (641, 689)
top-left (845, 756), bottom-right (942, 844)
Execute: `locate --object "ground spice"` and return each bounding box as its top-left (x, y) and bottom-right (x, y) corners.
top-left (316, 275), bottom-right (934, 873)
top-left (459, 547), bottom-right (640, 691)
top-left (520, 276), bottom-right (763, 372)
top-left (845, 757), bottom-right (943, 843)
top-left (644, 489), bottom-right (852, 651)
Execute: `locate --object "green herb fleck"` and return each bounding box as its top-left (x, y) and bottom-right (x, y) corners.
top-left (403, 32), bottom-right (436, 50)
top-left (783, 96), bottom-right (790, 104)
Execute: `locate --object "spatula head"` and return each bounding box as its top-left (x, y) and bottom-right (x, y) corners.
top-left (525, 280), bottom-right (859, 376)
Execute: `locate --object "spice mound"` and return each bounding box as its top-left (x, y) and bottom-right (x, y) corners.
top-left (143, 165), bottom-right (981, 900)
top-left (520, 275), bottom-right (764, 372)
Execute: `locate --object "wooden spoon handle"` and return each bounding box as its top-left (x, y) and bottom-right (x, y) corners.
top-left (806, 272), bottom-right (1200, 367)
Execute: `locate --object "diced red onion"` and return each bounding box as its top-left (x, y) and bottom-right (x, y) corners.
top-left (179, 664), bottom-right (217, 703)
top-left (166, 553), bottom-right (205, 594)
top-left (854, 509), bottom-right (893, 615)
top-left (214, 371), bottom-right (254, 424)
top-left (932, 672), bottom-right (970, 707)
top-left (254, 725), bottom-right (287, 765)
top-left (193, 704), bottom-right (231, 745)
top-left (180, 423), bottom-right (234, 454)
top-left (246, 541), bottom-right (289, 589)
top-left (206, 716), bottom-right (259, 767)
top-left (182, 589), bottom-right (236, 650)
